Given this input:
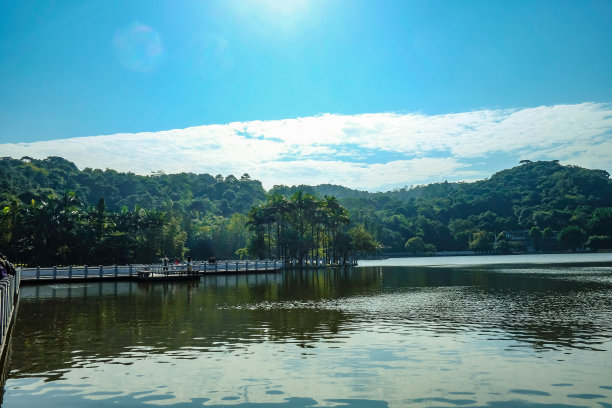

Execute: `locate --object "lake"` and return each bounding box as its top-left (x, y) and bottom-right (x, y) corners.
top-left (2, 253), bottom-right (612, 407)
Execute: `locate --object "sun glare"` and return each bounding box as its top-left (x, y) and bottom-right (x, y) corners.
top-left (260, 0), bottom-right (310, 17)
top-left (227, 0), bottom-right (312, 33)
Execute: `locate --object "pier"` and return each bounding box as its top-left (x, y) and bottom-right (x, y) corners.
top-left (19, 258), bottom-right (358, 285)
top-left (20, 260), bottom-right (283, 284)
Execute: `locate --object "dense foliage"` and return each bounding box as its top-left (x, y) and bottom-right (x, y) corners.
top-left (1, 156), bottom-right (611, 266)
top-left (336, 160), bottom-right (612, 254)
top-left (246, 191), bottom-right (375, 265)
top-left (268, 160), bottom-right (612, 254)
top-left (0, 156), bottom-right (265, 265)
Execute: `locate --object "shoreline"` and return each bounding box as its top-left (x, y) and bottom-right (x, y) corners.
top-left (357, 252), bottom-right (612, 268)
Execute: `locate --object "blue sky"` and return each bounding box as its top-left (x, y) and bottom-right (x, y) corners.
top-left (1, 0), bottom-right (611, 190)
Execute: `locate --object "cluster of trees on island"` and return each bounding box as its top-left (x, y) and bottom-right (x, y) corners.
top-left (0, 156), bottom-right (611, 266)
top-left (245, 191), bottom-right (377, 265)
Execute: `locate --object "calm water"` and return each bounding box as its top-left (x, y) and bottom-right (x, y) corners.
top-left (2, 254), bottom-right (612, 407)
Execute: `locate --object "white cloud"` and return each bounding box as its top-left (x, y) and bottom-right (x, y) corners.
top-left (253, 158), bottom-right (480, 191)
top-left (1, 102), bottom-right (610, 191)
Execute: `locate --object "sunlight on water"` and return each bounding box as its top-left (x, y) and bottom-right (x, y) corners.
top-left (2, 256), bottom-right (612, 407)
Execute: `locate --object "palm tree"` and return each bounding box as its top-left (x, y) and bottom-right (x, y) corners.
top-left (323, 195), bottom-right (350, 264)
top-left (245, 192), bottom-right (351, 265)
top-left (246, 206), bottom-right (267, 259)
top-left (267, 193), bottom-right (289, 261)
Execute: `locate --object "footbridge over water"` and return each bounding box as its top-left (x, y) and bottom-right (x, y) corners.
top-left (19, 260), bottom-right (283, 284)
top-left (19, 258), bottom-right (357, 284)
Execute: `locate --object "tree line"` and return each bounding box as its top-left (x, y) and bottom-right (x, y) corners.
top-left (1, 156), bottom-right (611, 266)
top-left (0, 156), bottom-right (375, 266)
top-left (0, 156), bottom-right (266, 265)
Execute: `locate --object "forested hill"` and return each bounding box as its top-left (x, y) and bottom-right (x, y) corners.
top-left (273, 160), bottom-right (612, 217)
top-left (0, 156), bottom-right (266, 215)
top-left (342, 160), bottom-right (612, 252)
top-left (269, 160), bottom-right (612, 252)
top-left (0, 156), bottom-right (266, 266)
top-left (1, 156), bottom-right (611, 266)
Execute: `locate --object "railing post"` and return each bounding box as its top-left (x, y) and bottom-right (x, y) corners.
top-left (3, 289), bottom-right (7, 335)
top-left (84, 265), bottom-right (88, 279)
top-left (246, 261), bottom-right (249, 272)
top-left (274, 260), bottom-right (277, 269)
top-left (265, 260), bottom-right (268, 270)
top-left (0, 289), bottom-right (4, 338)
top-left (68, 265), bottom-right (73, 279)
top-left (36, 266), bottom-right (40, 280)
top-left (129, 265), bottom-right (133, 277)
top-left (14, 268), bottom-right (21, 297)
top-left (215, 262), bottom-right (218, 272)
top-left (0, 287), bottom-right (4, 337)
top-left (114, 265), bottom-right (118, 277)
top-left (2, 289), bottom-right (6, 338)
top-left (3, 287), bottom-right (7, 335)
top-left (53, 266), bottom-right (57, 280)
top-left (255, 261), bottom-right (258, 271)
top-left (225, 261), bottom-right (229, 272)
top-left (236, 262), bottom-right (239, 272)
top-left (99, 265), bottom-right (103, 278)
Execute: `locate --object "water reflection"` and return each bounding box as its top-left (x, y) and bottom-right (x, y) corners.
top-left (4, 264), bottom-right (612, 407)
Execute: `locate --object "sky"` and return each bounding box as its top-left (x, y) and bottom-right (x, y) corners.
top-left (0, 0), bottom-right (611, 191)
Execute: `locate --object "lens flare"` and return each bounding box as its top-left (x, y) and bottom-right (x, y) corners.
top-left (113, 22), bottom-right (163, 72)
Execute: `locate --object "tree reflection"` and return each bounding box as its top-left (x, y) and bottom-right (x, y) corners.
top-left (6, 265), bottom-right (612, 381)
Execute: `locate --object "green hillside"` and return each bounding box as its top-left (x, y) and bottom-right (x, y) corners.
top-left (1, 156), bottom-right (611, 266)
top-left (333, 160), bottom-right (612, 252)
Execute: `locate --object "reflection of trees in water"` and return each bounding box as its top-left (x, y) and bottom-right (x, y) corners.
top-left (8, 268), bottom-right (379, 379)
top-left (487, 287), bottom-right (611, 351)
top-left (7, 266), bottom-right (612, 380)
top-left (0, 327), bottom-right (14, 404)
top-left (376, 265), bottom-right (612, 351)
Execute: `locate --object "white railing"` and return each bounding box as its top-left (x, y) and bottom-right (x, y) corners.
top-left (20, 260), bottom-right (282, 281)
top-left (0, 268), bottom-right (21, 356)
top-left (19, 257), bottom-right (357, 282)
